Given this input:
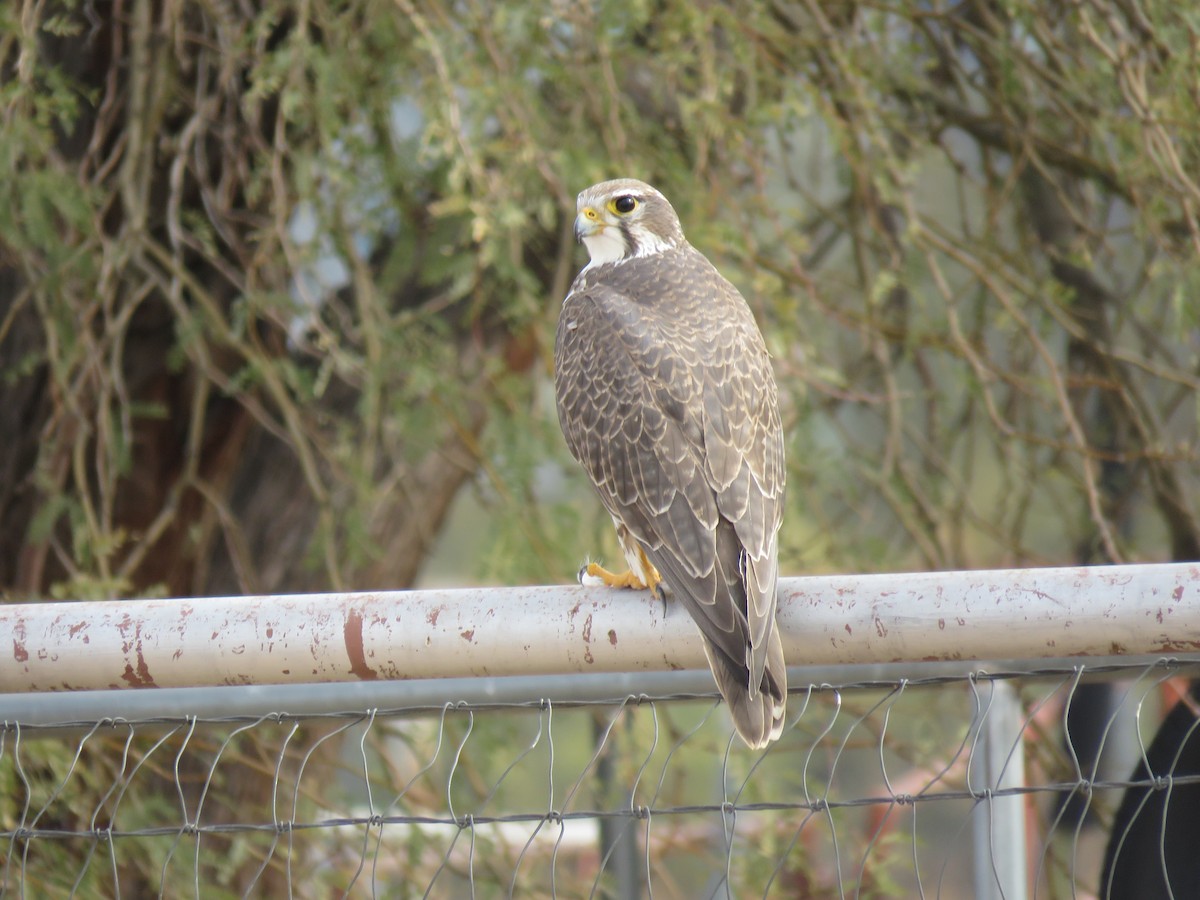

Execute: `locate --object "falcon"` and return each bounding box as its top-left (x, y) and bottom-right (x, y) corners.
top-left (553, 178), bottom-right (787, 748)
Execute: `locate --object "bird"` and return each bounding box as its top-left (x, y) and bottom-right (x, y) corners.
top-left (553, 178), bottom-right (787, 748)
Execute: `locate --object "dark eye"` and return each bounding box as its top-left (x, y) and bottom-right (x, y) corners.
top-left (613, 195), bottom-right (637, 214)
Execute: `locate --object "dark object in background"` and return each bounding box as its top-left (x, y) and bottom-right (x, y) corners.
top-left (1100, 679), bottom-right (1200, 899)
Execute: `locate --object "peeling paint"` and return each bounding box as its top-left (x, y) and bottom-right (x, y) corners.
top-left (115, 618), bottom-right (154, 687)
top-left (120, 658), bottom-right (154, 688)
top-left (344, 610), bottom-right (378, 680)
top-left (0, 566), bottom-right (1198, 692)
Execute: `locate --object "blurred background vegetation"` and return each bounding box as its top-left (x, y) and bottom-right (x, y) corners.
top-left (2, 0), bottom-right (1199, 894)
top-left (2, 0), bottom-right (1197, 602)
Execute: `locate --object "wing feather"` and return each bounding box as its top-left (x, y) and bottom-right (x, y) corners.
top-left (554, 244), bottom-right (786, 746)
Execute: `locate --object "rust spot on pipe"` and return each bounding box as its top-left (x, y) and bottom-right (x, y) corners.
top-left (460, 629), bottom-right (475, 642)
top-left (12, 620), bottom-right (28, 664)
top-left (120, 660), bottom-right (155, 687)
top-left (118, 619), bottom-right (155, 687)
top-left (344, 609), bottom-right (378, 680)
top-left (1173, 585), bottom-right (1185, 602)
top-left (582, 614), bottom-right (594, 663)
top-left (608, 629), bottom-right (617, 646)
top-left (118, 667), bottom-right (148, 686)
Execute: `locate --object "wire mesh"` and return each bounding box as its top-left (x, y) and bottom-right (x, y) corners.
top-left (3, 659), bottom-right (1199, 898)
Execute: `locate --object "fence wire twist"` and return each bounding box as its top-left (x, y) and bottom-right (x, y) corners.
top-left (3, 659), bottom-right (1200, 898)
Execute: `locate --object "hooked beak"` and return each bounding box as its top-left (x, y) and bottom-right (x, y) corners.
top-left (574, 206), bottom-right (604, 243)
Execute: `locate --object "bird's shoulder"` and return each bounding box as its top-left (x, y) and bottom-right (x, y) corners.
top-left (569, 243), bottom-right (718, 300)
top-left (559, 246), bottom-right (773, 394)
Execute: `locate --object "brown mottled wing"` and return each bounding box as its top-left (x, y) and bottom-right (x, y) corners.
top-left (554, 246), bottom-right (786, 745)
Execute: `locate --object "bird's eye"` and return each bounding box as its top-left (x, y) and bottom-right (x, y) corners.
top-left (612, 195), bottom-right (638, 214)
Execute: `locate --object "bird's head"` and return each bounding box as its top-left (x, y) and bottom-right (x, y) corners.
top-left (575, 179), bottom-right (685, 266)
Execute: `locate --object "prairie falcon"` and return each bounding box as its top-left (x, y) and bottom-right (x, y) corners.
top-left (554, 178), bottom-right (787, 748)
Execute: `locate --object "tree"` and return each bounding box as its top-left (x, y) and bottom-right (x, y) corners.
top-left (3, 0), bottom-right (1198, 893)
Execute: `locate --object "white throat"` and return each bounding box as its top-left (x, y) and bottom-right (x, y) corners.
top-left (581, 230), bottom-right (628, 267)
top-left (581, 228), bottom-right (675, 273)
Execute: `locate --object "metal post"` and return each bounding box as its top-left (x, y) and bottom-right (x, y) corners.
top-left (971, 679), bottom-right (1028, 900)
top-left (593, 711), bottom-right (642, 899)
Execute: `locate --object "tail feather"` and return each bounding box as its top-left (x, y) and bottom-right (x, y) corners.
top-left (703, 625), bottom-right (787, 748)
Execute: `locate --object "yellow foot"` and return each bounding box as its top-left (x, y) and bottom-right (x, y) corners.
top-left (579, 561), bottom-right (648, 589)
top-left (578, 558), bottom-right (669, 603)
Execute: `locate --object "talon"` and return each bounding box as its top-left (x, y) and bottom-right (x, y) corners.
top-left (654, 580), bottom-right (669, 618)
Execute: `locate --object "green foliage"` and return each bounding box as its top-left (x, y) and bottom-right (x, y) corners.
top-left (3, 0), bottom-right (1200, 893)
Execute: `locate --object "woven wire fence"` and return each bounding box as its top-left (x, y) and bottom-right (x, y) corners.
top-left (4, 659), bottom-right (1199, 898)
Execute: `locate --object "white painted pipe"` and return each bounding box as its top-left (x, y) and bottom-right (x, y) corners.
top-left (2, 564), bottom-right (1197, 693)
